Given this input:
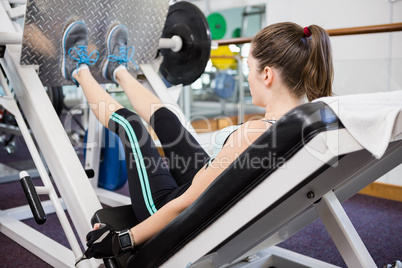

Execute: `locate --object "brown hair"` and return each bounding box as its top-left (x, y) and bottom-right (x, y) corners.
top-left (251, 22), bottom-right (333, 101)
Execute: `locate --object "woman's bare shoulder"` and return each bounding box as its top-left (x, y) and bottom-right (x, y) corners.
top-left (240, 119), bottom-right (273, 134)
top-left (223, 119), bottom-right (272, 148)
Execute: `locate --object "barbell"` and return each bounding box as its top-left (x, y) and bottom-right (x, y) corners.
top-left (158, 1), bottom-right (211, 86)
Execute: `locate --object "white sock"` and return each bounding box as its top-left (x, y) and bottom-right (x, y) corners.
top-left (113, 65), bottom-right (127, 82)
top-left (72, 64), bottom-right (89, 77)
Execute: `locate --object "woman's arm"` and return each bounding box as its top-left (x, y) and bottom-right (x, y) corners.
top-left (130, 194), bottom-right (191, 244)
top-left (129, 120), bottom-right (272, 245)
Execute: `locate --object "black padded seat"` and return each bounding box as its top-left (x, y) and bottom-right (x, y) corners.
top-left (91, 102), bottom-right (342, 268)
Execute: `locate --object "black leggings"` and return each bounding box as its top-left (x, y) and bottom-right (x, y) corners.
top-left (108, 107), bottom-right (209, 222)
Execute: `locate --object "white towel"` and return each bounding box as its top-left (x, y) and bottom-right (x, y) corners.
top-left (314, 90), bottom-right (402, 159)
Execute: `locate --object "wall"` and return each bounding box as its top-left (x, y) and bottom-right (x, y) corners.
top-left (192, 0), bottom-right (402, 186)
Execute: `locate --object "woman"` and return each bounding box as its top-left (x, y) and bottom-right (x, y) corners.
top-left (61, 20), bottom-right (333, 258)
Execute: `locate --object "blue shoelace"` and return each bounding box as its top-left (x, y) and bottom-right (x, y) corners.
top-left (68, 45), bottom-right (99, 70)
top-left (108, 46), bottom-right (139, 70)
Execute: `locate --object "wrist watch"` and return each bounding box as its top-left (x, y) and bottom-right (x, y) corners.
top-left (118, 229), bottom-right (135, 252)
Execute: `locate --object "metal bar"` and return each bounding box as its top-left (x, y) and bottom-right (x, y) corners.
top-left (1, 199), bottom-right (63, 221)
top-left (183, 85), bottom-right (191, 119)
top-left (6, 4), bottom-right (25, 19)
top-left (35, 186), bottom-right (51, 195)
top-left (95, 188), bottom-right (131, 207)
top-left (236, 55), bottom-right (244, 123)
top-left (0, 72), bottom-right (84, 258)
top-left (0, 122), bottom-right (32, 136)
top-left (0, 166), bottom-right (40, 184)
top-left (327, 22), bottom-right (402, 36)
top-left (216, 22), bottom-right (402, 46)
top-left (84, 110), bottom-right (102, 189)
top-left (159, 36), bottom-right (182, 52)
top-left (242, 11), bottom-right (264, 16)
top-left (217, 37), bottom-right (253, 46)
top-left (9, 0), bottom-right (26, 4)
top-left (210, 55), bottom-right (239, 59)
top-left (140, 63), bottom-right (199, 137)
top-left (1, 44), bottom-right (102, 251)
top-left (0, 215), bottom-right (75, 267)
top-left (0, 32), bottom-right (22, 45)
top-left (313, 191), bottom-right (376, 268)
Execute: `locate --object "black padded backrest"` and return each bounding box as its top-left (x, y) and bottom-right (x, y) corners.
top-left (128, 102), bottom-right (342, 268)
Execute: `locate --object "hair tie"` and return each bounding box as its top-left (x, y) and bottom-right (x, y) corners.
top-left (303, 27), bottom-right (312, 37)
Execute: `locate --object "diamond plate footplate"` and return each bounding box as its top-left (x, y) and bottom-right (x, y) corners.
top-left (21, 0), bottom-right (169, 86)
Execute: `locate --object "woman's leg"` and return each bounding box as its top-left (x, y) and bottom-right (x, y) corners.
top-left (103, 24), bottom-right (209, 185)
top-left (74, 69), bottom-right (122, 128)
top-left (115, 68), bottom-right (164, 125)
top-left (102, 24), bottom-right (165, 125)
top-left (77, 65), bottom-right (209, 187)
top-left (61, 20), bottom-right (122, 129)
top-left (75, 69), bottom-right (189, 221)
top-left (115, 69), bottom-right (209, 185)
top-left (61, 21), bottom-right (188, 222)
top-left (108, 108), bottom-right (189, 221)
top-left (150, 107), bottom-right (209, 185)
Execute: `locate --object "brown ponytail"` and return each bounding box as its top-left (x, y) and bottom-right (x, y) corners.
top-left (301, 25), bottom-right (333, 101)
top-left (251, 22), bottom-right (333, 101)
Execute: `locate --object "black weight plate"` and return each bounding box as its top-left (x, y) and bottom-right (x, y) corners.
top-left (159, 1), bottom-right (211, 86)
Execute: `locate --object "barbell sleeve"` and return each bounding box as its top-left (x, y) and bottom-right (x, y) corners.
top-left (159, 35), bottom-right (183, 52)
top-left (20, 171), bottom-right (47, 225)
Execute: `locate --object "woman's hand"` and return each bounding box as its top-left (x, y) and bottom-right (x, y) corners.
top-left (86, 224), bottom-right (121, 258)
top-left (92, 223), bottom-right (101, 230)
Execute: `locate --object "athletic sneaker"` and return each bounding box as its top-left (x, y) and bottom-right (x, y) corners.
top-left (61, 20), bottom-right (99, 84)
top-left (102, 24), bottom-right (138, 83)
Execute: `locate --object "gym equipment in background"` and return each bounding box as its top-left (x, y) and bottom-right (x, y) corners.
top-left (232, 27), bottom-right (241, 38)
top-left (241, 5), bottom-right (266, 37)
top-left (210, 45), bottom-right (238, 70)
top-left (0, 107), bottom-right (17, 155)
top-left (213, 72), bottom-right (236, 99)
top-left (207, 12), bottom-right (227, 39)
top-left (97, 128), bottom-right (127, 191)
top-left (46, 86), bottom-right (64, 116)
top-left (84, 127), bottom-right (128, 191)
